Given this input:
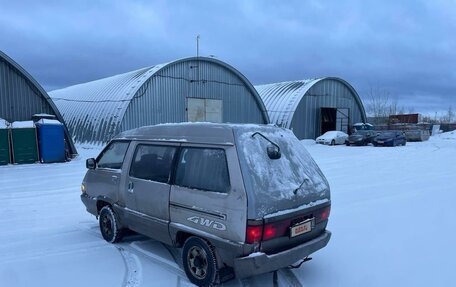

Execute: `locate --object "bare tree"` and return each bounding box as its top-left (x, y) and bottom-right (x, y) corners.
top-left (364, 85), bottom-right (415, 125)
top-left (441, 106), bottom-right (454, 123)
top-left (364, 86), bottom-right (402, 124)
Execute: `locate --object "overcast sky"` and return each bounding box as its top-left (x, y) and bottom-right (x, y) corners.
top-left (1, 0), bottom-right (455, 115)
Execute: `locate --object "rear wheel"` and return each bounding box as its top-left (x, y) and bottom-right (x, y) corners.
top-left (183, 237), bottom-right (219, 286)
top-left (99, 205), bottom-right (124, 243)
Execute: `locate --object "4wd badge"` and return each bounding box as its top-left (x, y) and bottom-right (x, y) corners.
top-left (187, 216), bottom-right (226, 231)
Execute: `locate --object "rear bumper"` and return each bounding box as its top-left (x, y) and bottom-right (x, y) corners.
top-left (233, 230), bottom-right (331, 278)
top-left (348, 140), bottom-right (364, 145)
top-left (374, 141), bottom-right (393, 146)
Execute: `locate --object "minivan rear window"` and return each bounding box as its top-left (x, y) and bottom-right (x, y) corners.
top-left (130, 145), bottom-right (176, 183)
top-left (235, 128), bottom-right (330, 217)
top-left (175, 147), bottom-right (230, 193)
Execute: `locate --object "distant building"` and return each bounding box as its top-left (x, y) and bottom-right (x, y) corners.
top-left (50, 57), bottom-right (269, 144)
top-left (389, 113), bottom-right (422, 124)
top-left (0, 50), bottom-right (77, 156)
top-left (255, 78), bottom-right (367, 139)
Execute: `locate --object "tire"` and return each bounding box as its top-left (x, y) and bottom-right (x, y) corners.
top-left (331, 140), bottom-right (335, 146)
top-left (183, 237), bottom-right (219, 287)
top-left (99, 205), bottom-right (124, 243)
top-left (346, 142), bottom-right (350, 146)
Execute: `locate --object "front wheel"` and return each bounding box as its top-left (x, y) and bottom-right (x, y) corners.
top-left (183, 237), bottom-right (219, 286)
top-left (99, 205), bottom-right (124, 243)
top-left (331, 140), bottom-right (335, 146)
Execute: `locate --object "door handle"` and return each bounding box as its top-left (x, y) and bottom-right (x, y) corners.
top-left (128, 181), bottom-right (134, 193)
top-left (111, 175), bottom-right (119, 183)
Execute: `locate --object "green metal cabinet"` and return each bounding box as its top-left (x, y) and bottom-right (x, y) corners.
top-left (11, 126), bottom-right (39, 164)
top-left (0, 128), bottom-right (10, 165)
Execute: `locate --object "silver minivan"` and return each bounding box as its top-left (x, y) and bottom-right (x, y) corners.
top-left (81, 123), bottom-right (331, 286)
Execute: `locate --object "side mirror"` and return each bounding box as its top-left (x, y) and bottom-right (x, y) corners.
top-left (86, 158), bottom-right (97, 169)
top-left (267, 144), bottom-right (281, 160)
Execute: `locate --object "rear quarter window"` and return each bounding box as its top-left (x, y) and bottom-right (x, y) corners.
top-left (129, 145), bottom-right (176, 183)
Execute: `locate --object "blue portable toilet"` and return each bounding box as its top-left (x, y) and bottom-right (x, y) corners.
top-left (35, 119), bottom-right (66, 163)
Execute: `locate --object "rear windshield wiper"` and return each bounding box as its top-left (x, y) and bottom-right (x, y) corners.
top-left (293, 177), bottom-right (311, 195)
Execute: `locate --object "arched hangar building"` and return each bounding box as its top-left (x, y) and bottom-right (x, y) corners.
top-left (50, 57), bottom-right (269, 144)
top-left (255, 78), bottom-right (367, 140)
top-left (0, 50), bottom-right (77, 156)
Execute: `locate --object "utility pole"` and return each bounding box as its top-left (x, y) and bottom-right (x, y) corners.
top-left (196, 34), bottom-right (200, 58)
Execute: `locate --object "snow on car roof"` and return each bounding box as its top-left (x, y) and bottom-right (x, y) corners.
top-left (322, 131), bottom-right (340, 136)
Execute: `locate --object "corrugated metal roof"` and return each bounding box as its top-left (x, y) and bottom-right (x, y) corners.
top-left (255, 78), bottom-right (367, 129)
top-left (255, 79), bottom-right (320, 128)
top-left (0, 50), bottom-right (77, 156)
top-left (50, 64), bottom-right (166, 143)
top-left (50, 57), bottom-right (269, 144)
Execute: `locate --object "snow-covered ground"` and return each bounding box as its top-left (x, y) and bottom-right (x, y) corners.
top-left (1, 131), bottom-right (455, 286)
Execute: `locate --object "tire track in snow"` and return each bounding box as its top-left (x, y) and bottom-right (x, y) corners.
top-left (278, 269), bottom-right (303, 287)
top-left (117, 246), bottom-right (142, 287)
top-left (79, 222), bottom-right (303, 287)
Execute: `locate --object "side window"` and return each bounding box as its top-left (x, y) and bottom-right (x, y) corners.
top-left (175, 147), bottom-right (230, 193)
top-left (129, 145), bottom-right (176, 183)
top-left (97, 141), bottom-right (130, 169)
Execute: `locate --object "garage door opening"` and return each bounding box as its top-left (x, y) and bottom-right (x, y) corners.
top-left (320, 108), bottom-right (336, 135)
top-left (320, 107), bottom-right (350, 136)
top-left (336, 108), bottom-right (349, 134)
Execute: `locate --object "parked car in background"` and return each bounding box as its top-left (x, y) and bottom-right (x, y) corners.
top-left (353, 123), bottom-right (374, 131)
top-left (346, 130), bottom-right (378, 146)
top-left (316, 131), bottom-right (348, 145)
top-left (373, 131), bottom-right (407, 147)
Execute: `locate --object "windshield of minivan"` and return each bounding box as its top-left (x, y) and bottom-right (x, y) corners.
top-left (235, 127), bottom-right (329, 217)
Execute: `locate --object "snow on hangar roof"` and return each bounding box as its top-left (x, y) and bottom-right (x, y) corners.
top-left (50, 57), bottom-right (269, 144)
top-left (255, 78), bottom-right (367, 129)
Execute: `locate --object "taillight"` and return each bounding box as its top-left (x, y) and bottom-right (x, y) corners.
top-left (263, 219), bottom-right (291, 241)
top-left (246, 225), bottom-right (263, 244)
top-left (247, 218), bottom-right (292, 243)
top-left (315, 206), bottom-right (331, 223)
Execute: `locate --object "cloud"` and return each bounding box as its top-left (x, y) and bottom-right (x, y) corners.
top-left (0, 0), bottom-right (454, 113)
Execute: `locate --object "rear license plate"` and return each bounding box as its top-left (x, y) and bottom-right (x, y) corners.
top-left (377, 141), bottom-right (384, 144)
top-left (290, 219), bottom-right (312, 237)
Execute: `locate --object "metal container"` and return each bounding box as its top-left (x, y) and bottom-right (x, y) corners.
top-left (36, 119), bottom-right (65, 163)
top-left (11, 121), bottom-right (39, 164)
top-left (0, 123), bottom-right (10, 165)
